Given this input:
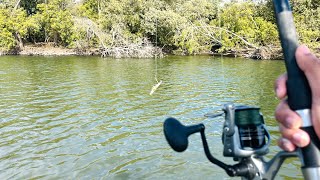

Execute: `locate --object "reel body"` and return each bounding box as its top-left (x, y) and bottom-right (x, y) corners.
top-left (222, 104), bottom-right (270, 158)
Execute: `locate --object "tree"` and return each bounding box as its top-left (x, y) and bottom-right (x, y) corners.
top-left (0, 5), bottom-right (37, 50)
top-left (33, 0), bottom-right (76, 46)
top-left (1, 0), bottom-right (319, 57)
top-left (20, 0), bottom-right (45, 15)
top-left (78, 0), bottom-right (100, 20)
top-left (210, 2), bottom-right (278, 51)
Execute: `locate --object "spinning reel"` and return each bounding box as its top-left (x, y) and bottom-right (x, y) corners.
top-left (164, 103), bottom-right (297, 180)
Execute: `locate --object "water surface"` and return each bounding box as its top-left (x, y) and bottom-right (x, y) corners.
top-left (0, 55), bottom-right (302, 179)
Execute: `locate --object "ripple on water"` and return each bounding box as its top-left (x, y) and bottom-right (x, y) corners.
top-left (0, 56), bottom-right (299, 179)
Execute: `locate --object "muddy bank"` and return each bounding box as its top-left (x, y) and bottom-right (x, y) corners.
top-left (0, 45), bottom-right (100, 56)
top-left (0, 46), bottom-right (284, 59)
top-left (2, 45), bottom-right (318, 60)
top-left (211, 47), bottom-right (284, 60)
top-left (211, 46), bottom-right (320, 60)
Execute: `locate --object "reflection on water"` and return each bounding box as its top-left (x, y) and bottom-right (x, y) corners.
top-left (0, 55), bottom-right (301, 179)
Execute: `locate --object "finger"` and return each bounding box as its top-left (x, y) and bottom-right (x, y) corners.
top-left (312, 106), bottom-right (320, 142)
top-left (279, 124), bottom-right (310, 147)
top-left (274, 73), bottom-right (288, 99)
top-left (296, 45), bottom-right (320, 139)
top-left (278, 138), bottom-right (296, 152)
top-left (296, 45), bottom-right (320, 102)
top-left (275, 100), bottom-right (301, 129)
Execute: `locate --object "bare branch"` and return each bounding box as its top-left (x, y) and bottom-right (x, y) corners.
top-left (196, 21), bottom-right (259, 49)
top-left (14, 0), bottom-right (21, 10)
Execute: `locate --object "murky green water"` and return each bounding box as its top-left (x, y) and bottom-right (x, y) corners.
top-left (0, 55), bottom-right (302, 179)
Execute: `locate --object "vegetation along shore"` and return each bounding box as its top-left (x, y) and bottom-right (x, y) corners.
top-left (1, 0), bottom-right (320, 59)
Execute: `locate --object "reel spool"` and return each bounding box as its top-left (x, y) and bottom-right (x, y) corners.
top-left (221, 104), bottom-right (270, 158)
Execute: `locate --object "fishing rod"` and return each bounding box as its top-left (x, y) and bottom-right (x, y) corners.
top-left (162, 0), bottom-right (320, 179)
top-left (273, 0), bottom-right (320, 179)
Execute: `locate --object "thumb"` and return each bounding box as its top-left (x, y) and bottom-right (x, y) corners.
top-left (296, 45), bottom-right (320, 139)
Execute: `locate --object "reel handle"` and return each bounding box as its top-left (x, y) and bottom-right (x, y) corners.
top-left (163, 117), bottom-right (253, 177)
top-left (163, 117), bottom-right (204, 152)
top-left (273, 0), bottom-right (320, 176)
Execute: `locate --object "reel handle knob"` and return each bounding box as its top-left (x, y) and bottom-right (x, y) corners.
top-left (163, 117), bottom-right (204, 152)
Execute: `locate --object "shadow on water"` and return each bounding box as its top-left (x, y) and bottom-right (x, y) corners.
top-left (0, 55), bottom-right (302, 179)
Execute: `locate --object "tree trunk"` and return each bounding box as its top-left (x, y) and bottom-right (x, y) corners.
top-left (14, 32), bottom-right (24, 50)
top-left (54, 32), bottom-right (59, 46)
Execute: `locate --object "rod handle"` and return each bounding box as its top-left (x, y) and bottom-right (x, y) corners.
top-left (274, 0), bottom-right (311, 110)
top-left (300, 127), bottom-right (320, 167)
top-left (273, 0), bottom-right (320, 171)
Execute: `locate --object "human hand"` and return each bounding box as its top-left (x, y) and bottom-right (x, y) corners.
top-left (274, 45), bottom-right (320, 151)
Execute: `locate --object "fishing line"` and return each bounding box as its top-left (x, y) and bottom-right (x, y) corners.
top-left (150, 18), bottom-right (162, 95)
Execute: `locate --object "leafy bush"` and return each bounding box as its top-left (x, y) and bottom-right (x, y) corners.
top-left (210, 2), bottom-right (278, 51)
top-left (1, 0), bottom-right (320, 55)
top-left (0, 6), bottom-right (37, 50)
top-left (34, 2), bottom-right (76, 46)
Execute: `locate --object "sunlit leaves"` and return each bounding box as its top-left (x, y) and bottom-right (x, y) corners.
top-left (0, 6), bottom-right (35, 50)
top-left (35, 1), bottom-right (76, 46)
top-left (292, 0), bottom-right (320, 48)
top-left (211, 2), bottom-right (278, 50)
top-left (1, 0), bottom-right (320, 54)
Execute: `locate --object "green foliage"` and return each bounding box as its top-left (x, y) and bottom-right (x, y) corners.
top-left (1, 0), bottom-right (320, 54)
top-left (0, 8), bottom-right (17, 50)
top-left (143, 0), bottom-right (218, 54)
top-left (20, 0), bottom-right (44, 15)
top-left (0, 6), bottom-right (37, 50)
top-left (78, 0), bottom-right (99, 20)
top-left (176, 0), bottom-right (218, 22)
top-left (255, 0), bottom-right (275, 23)
top-left (291, 0), bottom-right (320, 48)
top-left (144, 8), bottom-right (187, 47)
top-left (34, 1), bottom-right (76, 46)
top-left (0, 28), bottom-right (15, 51)
top-left (210, 2), bottom-right (278, 51)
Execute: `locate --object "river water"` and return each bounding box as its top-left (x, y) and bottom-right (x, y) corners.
top-left (0, 55), bottom-right (302, 179)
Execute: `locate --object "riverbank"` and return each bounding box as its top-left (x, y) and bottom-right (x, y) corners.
top-left (0, 44), bottom-right (160, 58)
top-left (211, 47), bottom-right (283, 60)
top-left (0, 45), bottom-right (100, 56)
top-left (1, 44), bottom-right (317, 60)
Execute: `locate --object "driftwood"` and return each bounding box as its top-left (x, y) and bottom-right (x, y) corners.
top-left (243, 46), bottom-right (282, 60)
top-left (212, 46), bottom-right (283, 60)
top-left (74, 17), bottom-right (107, 49)
top-left (74, 17), bottom-right (163, 58)
top-left (195, 22), bottom-right (259, 49)
top-left (194, 22), bottom-right (285, 60)
top-left (101, 40), bottom-right (163, 58)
